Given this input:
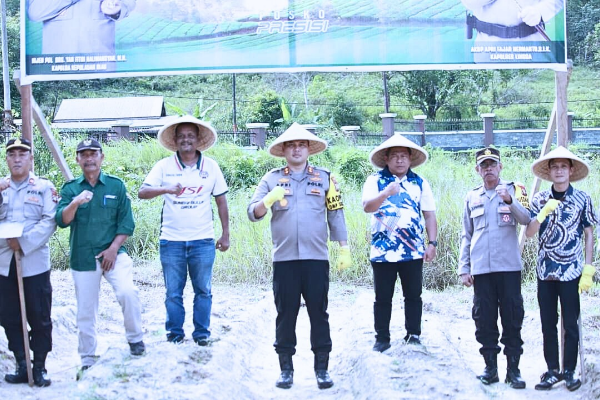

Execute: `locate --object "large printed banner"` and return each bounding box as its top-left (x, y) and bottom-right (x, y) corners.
top-left (21, 0), bottom-right (567, 83)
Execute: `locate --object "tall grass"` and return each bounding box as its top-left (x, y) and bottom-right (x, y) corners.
top-left (9, 136), bottom-right (600, 289)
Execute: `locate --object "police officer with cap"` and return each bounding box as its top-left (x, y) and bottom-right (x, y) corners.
top-left (0, 137), bottom-right (57, 387)
top-left (458, 147), bottom-right (531, 389)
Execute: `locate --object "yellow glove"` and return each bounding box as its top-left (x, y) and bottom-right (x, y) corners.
top-left (337, 246), bottom-right (352, 271)
top-left (579, 264), bottom-right (596, 293)
top-left (263, 186), bottom-right (285, 208)
top-left (536, 199), bottom-right (560, 223)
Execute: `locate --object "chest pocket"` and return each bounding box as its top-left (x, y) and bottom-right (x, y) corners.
top-left (497, 206), bottom-right (515, 227)
top-left (272, 187), bottom-right (292, 211)
top-left (305, 185), bottom-right (324, 211)
top-left (470, 204), bottom-right (486, 230)
top-left (24, 196), bottom-right (43, 219)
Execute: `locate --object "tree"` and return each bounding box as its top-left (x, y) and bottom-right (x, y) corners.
top-left (566, 0), bottom-right (600, 63)
top-left (388, 71), bottom-right (492, 120)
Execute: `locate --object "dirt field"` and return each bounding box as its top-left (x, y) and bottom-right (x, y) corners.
top-left (1, 265), bottom-right (599, 400)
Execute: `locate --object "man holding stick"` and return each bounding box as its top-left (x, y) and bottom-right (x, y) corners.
top-left (0, 137), bottom-right (57, 387)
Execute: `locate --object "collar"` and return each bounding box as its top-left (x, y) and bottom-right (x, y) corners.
top-left (175, 151), bottom-right (202, 171)
top-left (379, 166), bottom-right (413, 181)
top-left (476, 178), bottom-right (507, 196)
top-left (76, 171), bottom-right (106, 186)
top-left (281, 164), bottom-right (317, 176)
top-left (550, 184), bottom-right (573, 198)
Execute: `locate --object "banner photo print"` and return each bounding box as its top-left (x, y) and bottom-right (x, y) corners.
top-left (21, 0), bottom-right (567, 82)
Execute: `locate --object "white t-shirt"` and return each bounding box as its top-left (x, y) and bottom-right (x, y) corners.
top-left (143, 153), bottom-right (228, 241)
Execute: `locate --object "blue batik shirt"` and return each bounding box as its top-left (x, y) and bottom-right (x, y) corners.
top-left (530, 185), bottom-right (598, 282)
top-left (362, 167), bottom-right (436, 263)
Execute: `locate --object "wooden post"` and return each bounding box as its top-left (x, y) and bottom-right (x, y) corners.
top-left (556, 69), bottom-right (569, 146)
top-left (14, 71), bottom-right (73, 180)
top-left (518, 61), bottom-right (572, 252)
top-left (20, 84), bottom-right (33, 146)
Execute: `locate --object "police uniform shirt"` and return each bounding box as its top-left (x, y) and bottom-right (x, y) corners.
top-left (0, 172), bottom-right (57, 277)
top-left (458, 179), bottom-right (531, 276)
top-left (248, 165), bottom-right (348, 262)
top-left (143, 152), bottom-right (228, 241)
top-left (530, 185), bottom-right (598, 282)
top-left (362, 168), bottom-right (436, 263)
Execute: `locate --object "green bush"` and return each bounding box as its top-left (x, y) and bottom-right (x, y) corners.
top-left (18, 139), bottom-right (600, 290)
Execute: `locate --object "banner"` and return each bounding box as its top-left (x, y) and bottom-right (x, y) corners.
top-left (21, 0), bottom-right (567, 83)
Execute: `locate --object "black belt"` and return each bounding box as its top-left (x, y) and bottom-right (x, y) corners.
top-left (466, 13), bottom-right (543, 39)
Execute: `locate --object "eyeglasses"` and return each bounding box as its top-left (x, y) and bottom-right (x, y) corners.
top-left (479, 161), bottom-right (498, 169)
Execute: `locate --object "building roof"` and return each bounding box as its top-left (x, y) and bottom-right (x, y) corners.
top-left (53, 96), bottom-right (166, 122)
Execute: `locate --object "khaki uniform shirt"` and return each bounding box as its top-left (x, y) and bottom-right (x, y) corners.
top-left (458, 180), bottom-right (531, 276)
top-left (0, 172), bottom-right (58, 277)
top-left (248, 165), bottom-right (347, 262)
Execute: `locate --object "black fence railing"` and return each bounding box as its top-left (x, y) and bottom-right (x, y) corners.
top-left (395, 117), bottom-right (600, 132)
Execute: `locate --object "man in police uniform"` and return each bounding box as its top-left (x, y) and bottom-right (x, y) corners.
top-left (138, 115), bottom-right (229, 346)
top-left (248, 123), bottom-right (351, 390)
top-left (56, 138), bottom-right (145, 377)
top-left (458, 147), bottom-right (531, 389)
top-left (0, 137), bottom-right (57, 387)
top-left (463, 0), bottom-right (563, 41)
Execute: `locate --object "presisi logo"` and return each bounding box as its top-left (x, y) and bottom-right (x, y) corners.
top-left (179, 186), bottom-right (204, 196)
top-left (256, 19), bottom-right (329, 34)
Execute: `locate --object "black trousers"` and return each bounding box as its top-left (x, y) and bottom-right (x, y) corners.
top-left (473, 271), bottom-right (524, 356)
top-left (0, 256), bottom-right (53, 354)
top-left (272, 259), bottom-right (331, 355)
top-left (537, 278), bottom-right (580, 371)
top-left (372, 259), bottom-right (423, 341)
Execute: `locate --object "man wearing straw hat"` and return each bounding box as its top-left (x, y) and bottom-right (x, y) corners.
top-left (362, 133), bottom-right (438, 352)
top-left (139, 116), bottom-right (230, 347)
top-left (0, 138), bottom-right (57, 387)
top-left (526, 146), bottom-right (597, 392)
top-left (248, 123), bottom-right (351, 390)
top-left (458, 147), bottom-right (531, 389)
top-left (57, 138), bottom-right (145, 377)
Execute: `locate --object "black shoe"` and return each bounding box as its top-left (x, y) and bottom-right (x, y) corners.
top-left (403, 334), bottom-right (421, 345)
top-left (315, 370), bottom-right (334, 389)
top-left (33, 366), bottom-right (51, 387)
top-left (5, 361), bottom-right (28, 384)
top-left (194, 337), bottom-right (209, 347)
top-left (275, 370), bottom-right (293, 389)
top-left (505, 368), bottom-right (526, 389)
top-left (76, 365), bottom-right (90, 381)
top-left (373, 340), bottom-right (391, 352)
top-left (534, 370), bottom-right (562, 391)
top-left (167, 334), bottom-right (184, 344)
top-left (477, 354), bottom-right (499, 385)
top-left (505, 355), bottom-right (526, 389)
top-left (563, 370), bottom-right (581, 392)
top-left (129, 341), bottom-right (146, 356)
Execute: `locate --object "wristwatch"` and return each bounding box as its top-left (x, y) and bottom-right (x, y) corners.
top-left (429, 240), bottom-right (438, 247)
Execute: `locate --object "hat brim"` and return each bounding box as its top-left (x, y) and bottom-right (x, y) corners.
top-left (369, 134), bottom-right (428, 169)
top-left (158, 116), bottom-right (217, 152)
top-left (531, 146), bottom-right (590, 182)
top-left (268, 123), bottom-right (328, 157)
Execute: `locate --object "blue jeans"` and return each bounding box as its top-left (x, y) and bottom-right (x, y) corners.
top-left (160, 239), bottom-right (215, 340)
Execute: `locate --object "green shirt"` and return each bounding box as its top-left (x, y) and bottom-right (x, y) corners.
top-left (55, 171), bottom-right (135, 271)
